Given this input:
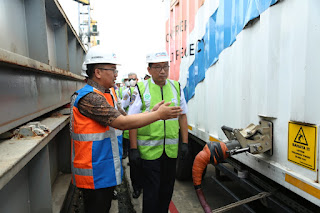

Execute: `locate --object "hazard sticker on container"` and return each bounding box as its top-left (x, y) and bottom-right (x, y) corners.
top-left (288, 122), bottom-right (317, 170)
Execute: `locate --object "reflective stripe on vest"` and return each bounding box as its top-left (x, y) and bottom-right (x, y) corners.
top-left (70, 84), bottom-right (123, 189)
top-left (136, 79), bottom-right (180, 160)
top-left (138, 138), bottom-right (178, 146)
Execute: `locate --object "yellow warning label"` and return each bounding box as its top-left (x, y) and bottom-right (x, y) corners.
top-left (288, 122), bottom-right (317, 170)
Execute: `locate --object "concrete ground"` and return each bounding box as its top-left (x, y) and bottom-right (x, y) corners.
top-left (110, 158), bottom-right (248, 213)
top-left (110, 158), bottom-right (142, 213)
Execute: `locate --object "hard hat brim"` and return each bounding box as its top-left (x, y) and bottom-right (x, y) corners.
top-left (148, 59), bottom-right (169, 63)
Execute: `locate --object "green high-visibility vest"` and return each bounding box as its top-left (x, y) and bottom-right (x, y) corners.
top-left (115, 88), bottom-right (120, 99)
top-left (123, 87), bottom-right (135, 139)
top-left (136, 79), bottom-right (180, 160)
top-left (115, 87), bottom-right (124, 99)
top-left (120, 87), bottom-right (124, 99)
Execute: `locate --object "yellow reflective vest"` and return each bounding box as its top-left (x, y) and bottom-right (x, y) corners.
top-left (136, 79), bottom-right (180, 160)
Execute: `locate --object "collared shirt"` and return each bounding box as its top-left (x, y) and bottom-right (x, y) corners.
top-left (76, 79), bottom-right (124, 127)
top-left (128, 78), bottom-right (188, 115)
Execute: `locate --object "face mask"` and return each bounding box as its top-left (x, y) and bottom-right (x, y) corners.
top-left (125, 81), bottom-right (130, 87)
top-left (129, 80), bottom-right (137, 87)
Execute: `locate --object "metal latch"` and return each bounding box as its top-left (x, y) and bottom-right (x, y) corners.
top-left (222, 120), bottom-right (273, 155)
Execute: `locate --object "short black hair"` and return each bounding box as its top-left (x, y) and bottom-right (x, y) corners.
top-left (148, 62), bottom-right (168, 68)
top-left (86, 64), bottom-right (96, 79)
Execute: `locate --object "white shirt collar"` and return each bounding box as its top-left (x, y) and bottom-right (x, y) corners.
top-left (151, 77), bottom-right (167, 85)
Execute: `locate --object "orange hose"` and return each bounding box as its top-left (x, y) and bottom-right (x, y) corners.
top-left (192, 142), bottom-right (229, 186)
top-left (192, 142), bottom-right (230, 212)
top-left (192, 145), bottom-right (211, 186)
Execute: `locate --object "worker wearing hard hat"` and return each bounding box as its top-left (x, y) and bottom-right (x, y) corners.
top-left (121, 74), bottom-right (130, 95)
top-left (114, 79), bottom-right (122, 99)
top-left (128, 51), bottom-right (189, 213)
top-left (70, 46), bottom-right (182, 213)
top-left (118, 74), bottom-right (128, 98)
top-left (115, 79), bottom-right (122, 89)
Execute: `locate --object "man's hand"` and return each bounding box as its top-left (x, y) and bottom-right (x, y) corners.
top-left (156, 102), bottom-right (182, 120)
top-left (180, 142), bottom-right (188, 160)
top-left (151, 100), bottom-right (165, 112)
top-left (129, 149), bottom-right (141, 167)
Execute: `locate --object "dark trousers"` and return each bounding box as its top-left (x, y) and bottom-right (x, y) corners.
top-left (126, 138), bottom-right (143, 191)
top-left (142, 154), bottom-right (177, 213)
top-left (123, 137), bottom-right (130, 157)
top-left (80, 186), bottom-right (115, 213)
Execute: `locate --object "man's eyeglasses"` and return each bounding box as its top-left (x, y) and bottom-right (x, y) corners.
top-left (128, 78), bottom-right (137, 81)
top-left (97, 68), bottom-right (118, 74)
top-left (151, 65), bottom-right (170, 72)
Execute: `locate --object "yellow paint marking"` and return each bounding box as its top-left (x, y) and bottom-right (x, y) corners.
top-left (209, 136), bottom-right (220, 142)
top-left (188, 125), bottom-right (193, 130)
top-left (285, 174), bottom-right (320, 199)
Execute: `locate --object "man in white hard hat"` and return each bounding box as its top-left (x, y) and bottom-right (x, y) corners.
top-left (70, 46), bottom-right (182, 213)
top-left (128, 51), bottom-right (189, 213)
top-left (115, 79), bottom-right (122, 89)
top-left (114, 79), bottom-right (122, 99)
top-left (114, 74), bottom-right (129, 100)
top-left (122, 74), bottom-right (130, 93)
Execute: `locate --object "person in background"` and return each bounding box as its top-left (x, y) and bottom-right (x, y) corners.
top-left (70, 46), bottom-right (182, 213)
top-left (121, 72), bottom-right (143, 199)
top-left (121, 72), bottom-right (139, 159)
top-left (115, 79), bottom-right (122, 95)
top-left (115, 75), bottom-right (129, 100)
top-left (128, 51), bottom-right (189, 213)
top-left (122, 75), bottom-right (130, 92)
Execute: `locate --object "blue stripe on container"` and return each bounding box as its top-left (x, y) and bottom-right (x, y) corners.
top-left (185, 0), bottom-right (278, 102)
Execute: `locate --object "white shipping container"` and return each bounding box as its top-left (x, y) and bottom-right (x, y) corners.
top-left (166, 0), bottom-right (320, 208)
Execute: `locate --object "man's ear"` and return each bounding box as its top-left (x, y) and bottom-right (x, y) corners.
top-left (94, 68), bottom-right (102, 79)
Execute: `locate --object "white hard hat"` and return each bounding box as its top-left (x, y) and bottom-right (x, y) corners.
top-left (146, 51), bottom-right (169, 63)
top-left (81, 62), bottom-right (88, 77)
top-left (82, 45), bottom-right (120, 70)
top-left (115, 79), bottom-right (122, 84)
top-left (122, 73), bottom-right (128, 80)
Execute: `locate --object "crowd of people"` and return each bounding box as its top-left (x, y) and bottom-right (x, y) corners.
top-left (70, 46), bottom-right (188, 213)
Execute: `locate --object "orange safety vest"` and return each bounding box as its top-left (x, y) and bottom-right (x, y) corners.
top-left (70, 84), bottom-right (123, 189)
